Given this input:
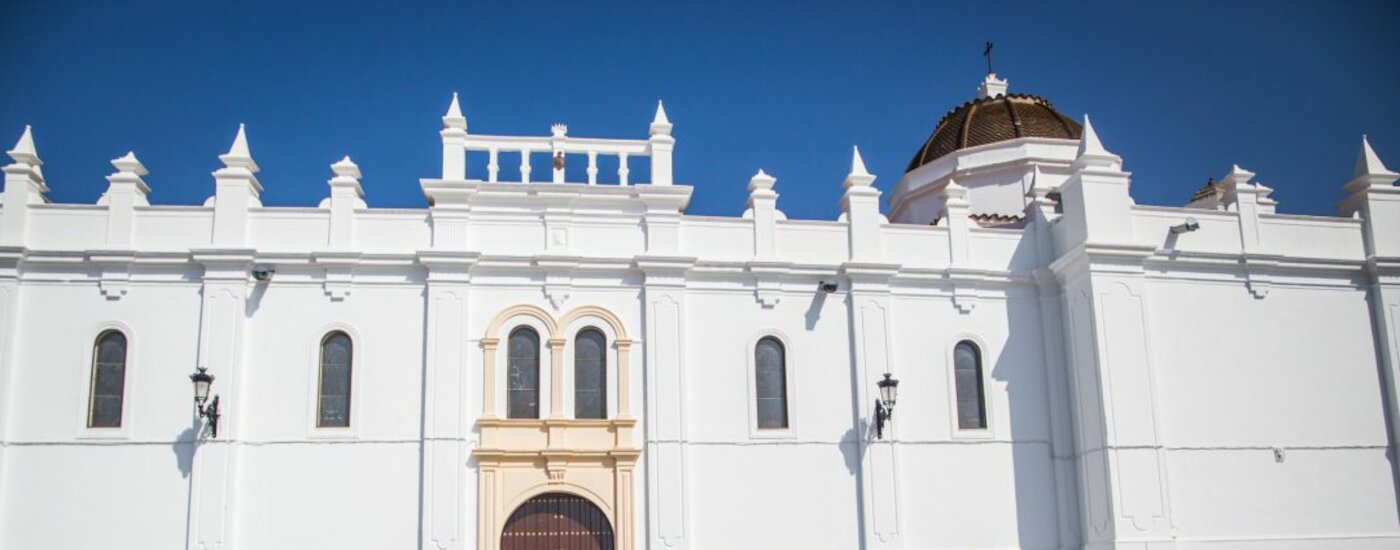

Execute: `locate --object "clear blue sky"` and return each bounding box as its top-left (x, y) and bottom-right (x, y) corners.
top-left (2, 1), bottom-right (1398, 220)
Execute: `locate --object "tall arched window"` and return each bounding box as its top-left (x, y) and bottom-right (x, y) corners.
top-left (574, 328), bottom-right (607, 419)
top-left (954, 341), bottom-right (986, 429)
top-left (88, 330), bottom-right (128, 428)
top-left (755, 336), bottom-right (788, 429)
top-left (507, 327), bottom-right (541, 419)
top-left (318, 331), bottom-right (353, 427)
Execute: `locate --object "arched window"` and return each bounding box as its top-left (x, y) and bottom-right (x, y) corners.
top-left (755, 336), bottom-right (788, 429)
top-left (318, 331), bottom-right (353, 427)
top-left (507, 327), bottom-right (541, 419)
top-left (954, 341), bottom-right (986, 429)
top-left (574, 328), bottom-right (607, 419)
top-left (88, 330), bottom-right (128, 428)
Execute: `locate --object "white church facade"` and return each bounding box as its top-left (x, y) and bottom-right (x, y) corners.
top-left (2, 74), bottom-right (1400, 550)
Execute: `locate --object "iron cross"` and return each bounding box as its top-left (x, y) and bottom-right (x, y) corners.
top-left (984, 41), bottom-right (995, 75)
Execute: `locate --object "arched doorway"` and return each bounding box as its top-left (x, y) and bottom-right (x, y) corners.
top-left (501, 492), bottom-right (614, 550)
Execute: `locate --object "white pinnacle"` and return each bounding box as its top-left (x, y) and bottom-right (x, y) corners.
top-left (228, 124), bottom-right (250, 157)
top-left (654, 101), bottom-right (670, 126)
top-left (111, 151), bottom-right (148, 176)
top-left (843, 146), bottom-right (876, 189)
top-left (446, 93), bottom-right (462, 118)
top-left (1077, 115), bottom-right (1106, 158)
top-left (7, 125), bottom-right (41, 166)
top-left (1356, 135), bottom-right (1396, 178)
top-left (331, 155), bottom-right (361, 179)
top-left (650, 100), bottom-right (673, 136)
top-left (850, 146), bottom-right (870, 176)
top-left (443, 92), bottom-right (467, 130)
top-left (219, 123), bottom-right (259, 172)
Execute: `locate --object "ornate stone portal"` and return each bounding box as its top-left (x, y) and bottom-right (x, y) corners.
top-left (474, 305), bottom-right (637, 550)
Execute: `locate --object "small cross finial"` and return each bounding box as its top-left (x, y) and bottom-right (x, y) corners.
top-left (983, 42), bottom-right (994, 75)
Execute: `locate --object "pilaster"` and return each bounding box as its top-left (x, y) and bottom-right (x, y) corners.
top-left (1342, 137), bottom-right (1400, 477)
top-left (188, 249), bottom-right (255, 550)
top-left (0, 250), bottom-right (22, 508)
top-left (1026, 186), bottom-right (1083, 549)
top-left (417, 250), bottom-right (479, 550)
top-left (1052, 117), bottom-right (1175, 548)
top-left (637, 256), bottom-right (693, 550)
top-left (843, 262), bottom-right (904, 549)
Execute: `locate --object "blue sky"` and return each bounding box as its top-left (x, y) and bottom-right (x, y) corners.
top-left (2, 1), bottom-right (1398, 220)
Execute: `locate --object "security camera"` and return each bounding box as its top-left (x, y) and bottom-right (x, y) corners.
top-left (818, 281), bottom-right (839, 293)
top-left (1170, 218), bottom-right (1200, 235)
top-left (251, 268), bottom-right (275, 282)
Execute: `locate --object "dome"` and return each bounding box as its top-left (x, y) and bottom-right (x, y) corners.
top-left (906, 91), bottom-right (1082, 172)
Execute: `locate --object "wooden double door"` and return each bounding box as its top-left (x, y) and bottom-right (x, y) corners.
top-left (500, 492), bottom-right (614, 550)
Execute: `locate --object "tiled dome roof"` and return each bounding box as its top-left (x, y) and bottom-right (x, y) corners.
top-left (907, 93), bottom-right (1081, 172)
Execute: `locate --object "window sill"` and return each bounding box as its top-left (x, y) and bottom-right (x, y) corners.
top-left (307, 426), bottom-right (358, 440)
top-left (749, 427), bottom-right (798, 440)
top-left (75, 427), bottom-right (130, 441)
top-left (950, 427), bottom-right (994, 440)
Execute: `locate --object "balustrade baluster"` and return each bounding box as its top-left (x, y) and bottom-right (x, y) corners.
top-left (488, 148), bottom-right (499, 183)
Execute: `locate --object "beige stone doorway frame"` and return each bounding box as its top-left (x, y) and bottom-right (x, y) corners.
top-left (474, 304), bottom-right (637, 550)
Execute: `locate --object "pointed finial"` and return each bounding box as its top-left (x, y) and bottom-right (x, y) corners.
top-left (1078, 116), bottom-right (1104, 156)
top-left (331, 155), bottom-right (361, 179)
top-left (650, 100), bottom-right (673, 136)
top-left (1356, 135), bottom-right (1396, 179)
top-left (219, 124), bottom-right (260, 172)
top-left (748, 168), bottom-right (776, 192)
top-left (842, 146), bottom-right (877, 189)
top-left (654, 101), bottom-right (670, 125)
top-left (443, 92), bottom-right (467, 130)
top-left (1223, 164), bottom-right (1256, 186)
top-left (944, 176), bottom-right (969, 197)
top-left (1073, 115), bottom-right (1121, 169)
top-left (110, 151), bottom-right (148, 176)
top-left (851, 146), bottom-right (870, 176)
top-left (7, 125), bottom-right (41, 166)
top-left (1026, 164), bottom-right (1052, 200)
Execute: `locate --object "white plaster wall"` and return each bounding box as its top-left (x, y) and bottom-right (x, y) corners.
top-left (0, 280), bottom-right (203, 548)
top-left (2, 161), bottom-right (1399, 550)
top-left (1146, 280), bottom-right (1400, 543)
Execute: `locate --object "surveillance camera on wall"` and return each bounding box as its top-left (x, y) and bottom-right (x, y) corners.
top-left (251, 268), bottom-right (275, 282)
top-left (818, 281), bottom-right (838, 293)
top-left (1170, 218), bottom-right (1200, 235)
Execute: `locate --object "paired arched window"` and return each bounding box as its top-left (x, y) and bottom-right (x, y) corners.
top-left (87, 330), bottom-right (128, 428)
top-left (954, 340), bottom-right (986, 429)
top-left (507, 327), bottom-right (541, 419)
top-left (317, 331), bottom-right (353, 427)
top-left (574, 328), bottom-right (607, 419)
top-left (755, 336), bottom-right (789, 429)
